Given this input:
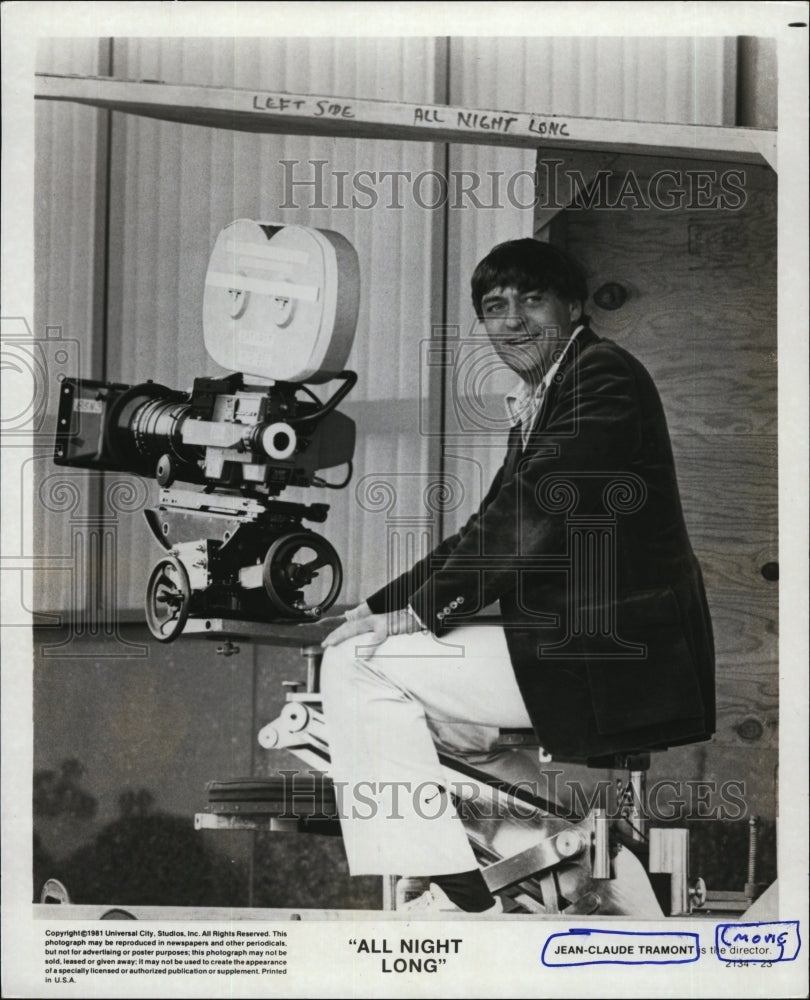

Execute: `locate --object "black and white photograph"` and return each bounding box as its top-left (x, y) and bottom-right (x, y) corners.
top-left (2, 2), bottom-right (808, 997)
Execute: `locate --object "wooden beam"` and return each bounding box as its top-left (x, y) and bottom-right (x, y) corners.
top-left (35, 73), bottom-right (777, 170)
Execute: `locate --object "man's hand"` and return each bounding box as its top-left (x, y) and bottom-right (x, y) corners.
top-left (344, 601), bottom-right (373, 623)
top-left (321, 607), bottom-right (422, 651)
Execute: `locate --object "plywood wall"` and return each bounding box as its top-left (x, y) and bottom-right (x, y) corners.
top-left (552, 154), bottom-right (777, 813)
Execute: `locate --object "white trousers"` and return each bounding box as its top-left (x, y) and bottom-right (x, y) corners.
top-left (320, 624), bottom-right (665, 916)
top-left (320, 625), bottom-right (536, 877)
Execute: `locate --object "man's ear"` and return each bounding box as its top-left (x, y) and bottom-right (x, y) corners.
top-left (568, 300), bottom-right (583, 323)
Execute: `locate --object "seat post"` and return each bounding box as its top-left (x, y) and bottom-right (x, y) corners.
top-left (617, 752), bottom-right (650, 843)
top-left (301, 644), bottom-right (323, 693)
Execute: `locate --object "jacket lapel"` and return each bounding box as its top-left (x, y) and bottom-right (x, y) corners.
top-left (503, 327), bottom-right (601, 472)
top-left (503, 421), bottom-right (525, 479)
top-left (531, 326), bottom-right (599, 436)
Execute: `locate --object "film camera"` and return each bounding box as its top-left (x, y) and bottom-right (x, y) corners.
top-left (53, 220), bottom-right (360, 641)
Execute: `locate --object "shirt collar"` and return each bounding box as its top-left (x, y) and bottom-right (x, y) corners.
top-left (505, 323), bottom-right (585, 426)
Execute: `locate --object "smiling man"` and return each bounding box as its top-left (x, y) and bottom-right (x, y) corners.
top-left (477, 247), bottom-right (585, 387)
top-left (320, 238), bottom-right (715, 914)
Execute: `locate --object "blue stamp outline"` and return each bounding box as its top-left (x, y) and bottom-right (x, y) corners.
top-left (714, 920), bottom-right (801, 964)
top-left (541, 928), bottom-right (700, 967)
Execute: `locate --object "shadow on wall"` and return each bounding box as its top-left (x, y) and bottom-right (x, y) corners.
top-left (33, 757), bottom-right (382, 910)
top-left (685, 818), bottom-right (776, 891)
top-left (251, 831), bottom-right (382, 911)
top-left (34, 758), bottom-right (247, 906)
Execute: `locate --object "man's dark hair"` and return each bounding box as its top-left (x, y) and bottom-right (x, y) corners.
top-left (471, 238), bottom-right (589, 322)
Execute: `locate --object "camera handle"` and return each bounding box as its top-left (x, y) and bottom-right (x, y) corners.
top-left (283, 370), bottom-right (357, 427)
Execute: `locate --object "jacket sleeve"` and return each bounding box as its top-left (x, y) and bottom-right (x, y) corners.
top-left (364, 454), bottom-right (510, 615)
top-left (407, 345), bottom-right (644, 635)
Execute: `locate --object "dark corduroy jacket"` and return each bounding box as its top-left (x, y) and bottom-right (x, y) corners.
top-left (366, 328), bottom-right (715, 760)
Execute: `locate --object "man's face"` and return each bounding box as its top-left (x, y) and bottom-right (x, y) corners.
top-left (480, 285), bottom-right (581, 385)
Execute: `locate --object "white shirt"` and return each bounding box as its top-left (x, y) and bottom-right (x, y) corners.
top-left (504, 324), bottom-right (585, 448)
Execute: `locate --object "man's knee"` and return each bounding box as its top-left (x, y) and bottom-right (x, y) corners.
top-left (428, 720), bottom-right (502, 759)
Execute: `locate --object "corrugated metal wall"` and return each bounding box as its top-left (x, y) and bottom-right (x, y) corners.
top-left (33, 39), bottom-right (110, 621)
top-left (36, 35), bottom-right (742, 615)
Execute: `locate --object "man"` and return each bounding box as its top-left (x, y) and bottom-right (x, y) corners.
top-left (320, 238), bottom-right (715, 913)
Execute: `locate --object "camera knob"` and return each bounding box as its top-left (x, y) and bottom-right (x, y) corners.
top-left (156, 454), bottom-right (176, 487)
top-left (259, 422), bottom-right (297, 460)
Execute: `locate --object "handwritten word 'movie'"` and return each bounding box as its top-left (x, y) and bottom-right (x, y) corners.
top-left (715, 921), bottom-right (801, 963)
